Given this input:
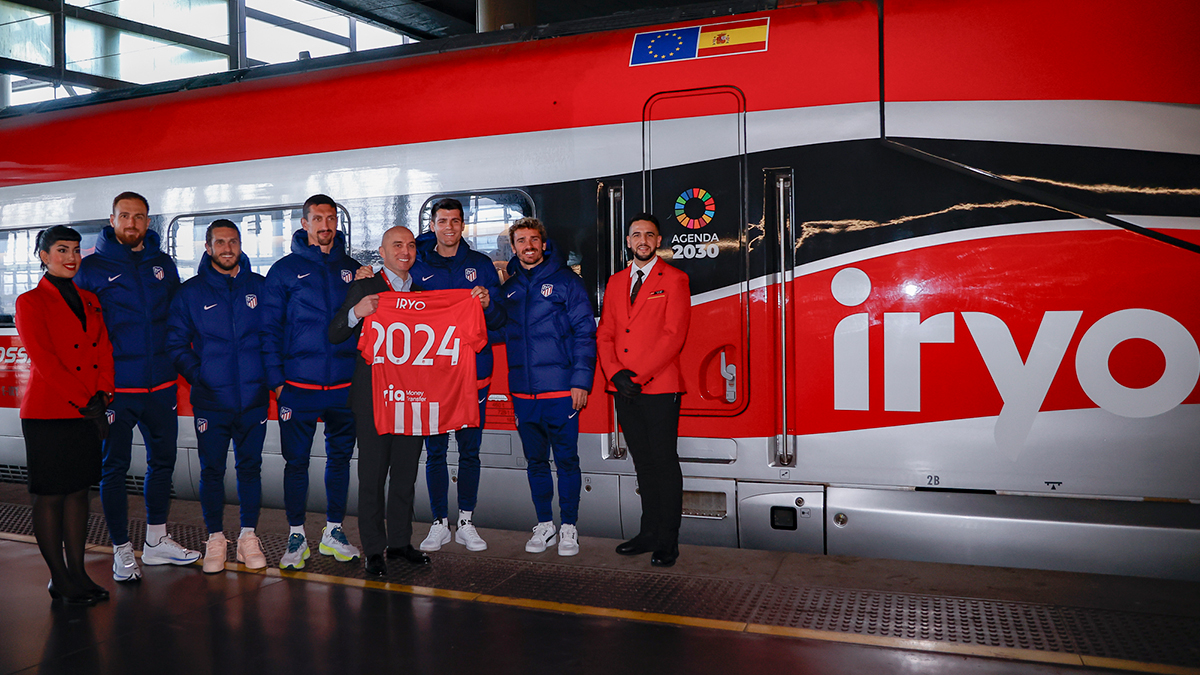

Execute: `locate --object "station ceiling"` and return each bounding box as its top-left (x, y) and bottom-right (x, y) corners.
top-left (308, 0), bottom-right (718, 40)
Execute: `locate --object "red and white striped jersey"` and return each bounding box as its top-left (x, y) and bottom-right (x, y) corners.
top-left (357, 289), bottom-right (488, 435)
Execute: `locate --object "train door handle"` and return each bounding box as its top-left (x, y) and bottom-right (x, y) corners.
top-left (720, 351), bottom-right (737, 403)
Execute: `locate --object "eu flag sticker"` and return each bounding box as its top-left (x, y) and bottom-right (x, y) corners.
top-left (629, 27), bottom-right (700, 66)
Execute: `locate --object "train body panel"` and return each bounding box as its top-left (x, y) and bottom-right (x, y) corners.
top-left (2, 0), bottom-right (1198, 579)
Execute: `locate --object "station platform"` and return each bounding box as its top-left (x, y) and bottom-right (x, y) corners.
top-left (1, 483), bottom-right (1197, 675)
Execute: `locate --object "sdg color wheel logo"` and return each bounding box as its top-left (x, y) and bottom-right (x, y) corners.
top-left (675, 188), bottom-right (715, 229)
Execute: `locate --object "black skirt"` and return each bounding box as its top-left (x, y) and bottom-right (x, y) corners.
top-left (21, 418), bottom-right (103, 495)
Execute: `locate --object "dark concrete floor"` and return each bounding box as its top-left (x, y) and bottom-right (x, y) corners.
top-left (0, 538), bottom-right (1138, 675)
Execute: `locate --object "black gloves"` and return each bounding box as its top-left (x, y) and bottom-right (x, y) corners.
top-left (77, 391), bottom-right (108, 419)
top-left (611, 370), bottom-right (641, 398)
top-left (78, 391), bottom-right (110, 441)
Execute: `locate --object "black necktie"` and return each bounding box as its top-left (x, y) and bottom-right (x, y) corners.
top-left (630, 269), bottom-right (644, 305)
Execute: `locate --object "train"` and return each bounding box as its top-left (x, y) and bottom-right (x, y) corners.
top-left (1, 0), bottom-right (1198, 580)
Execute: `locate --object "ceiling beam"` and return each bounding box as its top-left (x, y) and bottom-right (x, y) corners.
top-left (305, 1), bottom-right (476, 40)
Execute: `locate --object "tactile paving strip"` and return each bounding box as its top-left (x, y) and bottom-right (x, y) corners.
top-left (2, 501), bottom-right (1197, 667)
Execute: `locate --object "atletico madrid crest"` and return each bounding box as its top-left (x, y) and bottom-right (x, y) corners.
top-left (541, 284), bottom-right (553, 297)
top-left (153, 266), bottom-right (164, 281)
top-left (106, 409), bottom-right (115, 425)
top-left (280, 407), bottom-right (292, 422)
top-left (246, 294), bottom-right (257, 309)
top-left (465, 268), bottom-right (476, 282)
top-left (196, 418), bottom-right (208, 434)
top-left (342, 269), bottom-right (353, 283)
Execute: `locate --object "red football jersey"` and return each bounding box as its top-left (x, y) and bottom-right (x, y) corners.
top-left (357, 289), bottom-right (488, 435)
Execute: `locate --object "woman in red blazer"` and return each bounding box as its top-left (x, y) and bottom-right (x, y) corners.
top-left (16, 225), bottom-right (115, 606)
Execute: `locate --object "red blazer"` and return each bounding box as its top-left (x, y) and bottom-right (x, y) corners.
top-left (15, 276), bottom-right (115, 419)
top-left (596, 259), bottom-right (691, 395)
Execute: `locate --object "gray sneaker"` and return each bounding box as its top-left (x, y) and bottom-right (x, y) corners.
top-left (141, 534), bottom-right (201, 566)
top-left (112, 541), bottom-right (141, 582)
top-left (280, 533), bottom-right (310, 570)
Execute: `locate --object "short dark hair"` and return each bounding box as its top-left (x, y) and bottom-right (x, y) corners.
top-left (205, 219), bottom-right (240, 247)
top-left (508, 217), bottom-right (547, 248)
top-left (112, 191), bottom-right (149, 214)
top-left (430, 197), bottom-right (464, 222)
top-left (35, 225), bottom-right (81, 270)
top-left (303, 194), bottom-right (337, 220)
top-left (628, 212), bottom-right (660, 234)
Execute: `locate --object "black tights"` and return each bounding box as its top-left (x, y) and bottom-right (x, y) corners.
top-left (32, 488), bottom-right (100, 597)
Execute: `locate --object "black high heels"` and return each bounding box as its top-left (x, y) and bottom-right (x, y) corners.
top-left (48, 581), bottom-right (99, 606)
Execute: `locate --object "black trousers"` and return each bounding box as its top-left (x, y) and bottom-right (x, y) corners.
top-left (616, 392), bottom-right (682, 547)
top-left (355, 413), bottom-right (423, 557)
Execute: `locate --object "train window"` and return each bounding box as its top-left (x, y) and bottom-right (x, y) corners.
top-left (0, 221), bottom-right (106, 327)
top-left (419, 191), bottom-right (535, 281)
top-left (167, 204), bottom-right (352, 281)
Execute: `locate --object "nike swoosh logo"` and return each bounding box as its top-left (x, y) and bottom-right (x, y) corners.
top-left (260, 419), bottom-right (268, 425)
top-left (204, 304), bottom-right (217, 310)
top-left (108, 275), bottom-right (122, 282)
top-left (479, 397), bottom-right (487, 404)
top-left (507, 291), bottom-right (516, 298)
top-left (568, 411), bottom-right (579, 419)
top-left (172, 405), bottom-right (178, 411)
top-left (422, 275), bottom-right (434, 281)
top-left (297, 273), bottom-right (311, 279)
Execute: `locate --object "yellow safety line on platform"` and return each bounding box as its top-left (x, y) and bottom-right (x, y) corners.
top-left (478, 594), bottom-right (747, 632)
top-left (3, 531), bottom-right (1196, 675)
top-left (268, 567), bottom-right (480, 601)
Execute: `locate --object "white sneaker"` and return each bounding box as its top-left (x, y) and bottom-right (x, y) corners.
top-left (112, 541), bottom-right (141, 582)
top-left (525, 521), bottom-right (557, 553)
top-left (454, 516), bottom-right (488, 552)
top-left (318, 525), bottom-right (361, 562)
top-left (280, 533), bottom-right (310, 570)
top-left (558, 524), bottom-right (579, 557)
top-left (237, 533), bottom-right (267, 570)
top-left (203, 534), bottom-right (227, 574)
top-left (420, 519), bottom-right (452, 552)
top-left (142, 534), bottom-right (201, 566)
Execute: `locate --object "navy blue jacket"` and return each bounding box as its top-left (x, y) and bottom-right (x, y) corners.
top-left (415, 231), bottom-right (506, 382)
top-left (166, 253), bottom-right (268, 412)
top-left (75, 226), bottom-right (180, 390)
top-left (262, 230), bottom-right (361, 389)
top-left (498, 241), bottom-right (596, 395)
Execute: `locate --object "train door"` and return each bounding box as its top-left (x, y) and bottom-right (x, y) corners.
top-left (637, 86), bottom-right (750, 546)
top-left (642, 86), bottom-right (749, 422)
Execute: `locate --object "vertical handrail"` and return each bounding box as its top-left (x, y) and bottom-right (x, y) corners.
top-left (776, 174), bottom-right (794, 466)
top-left (607, 184), bottom-right (626, 460)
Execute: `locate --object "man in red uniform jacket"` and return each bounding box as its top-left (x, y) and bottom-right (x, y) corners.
top-left (596, 213), bottom-right (691, 566)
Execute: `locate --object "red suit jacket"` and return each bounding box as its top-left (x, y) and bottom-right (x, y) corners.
top-left (597, 259), bottom-right (691, 394)
top-left (15, 276), bottom-right (115, 419)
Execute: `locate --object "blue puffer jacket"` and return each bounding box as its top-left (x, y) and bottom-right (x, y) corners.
top-left (166, 253), bottom-right (268, 412)
top-left (498, 241), bottom-right (596, 395)
top-left (262, 229), bottom-right (361, 389)
top-left (75, 226), bottom-right (179, 390)
top-left (415, 231), bottom-right (506, 381)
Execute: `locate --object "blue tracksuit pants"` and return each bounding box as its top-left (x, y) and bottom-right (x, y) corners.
top-left (513, 395), bottom-right (580, 525)
top-left (424, 385), bottom-right (488, 520)
top-left (277, 386), bottom-right (356, 527)
top-left (194, 406), bottom-right (267, 534)
top-left (100, 386), bottom-right (179, 546)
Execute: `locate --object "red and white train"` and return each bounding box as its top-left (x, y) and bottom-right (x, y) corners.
top-left (2, 0), bottom-right (1197, 580)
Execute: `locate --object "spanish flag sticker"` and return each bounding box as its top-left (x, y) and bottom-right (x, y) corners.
top-left (697, 18), bottom-right (770, 58)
